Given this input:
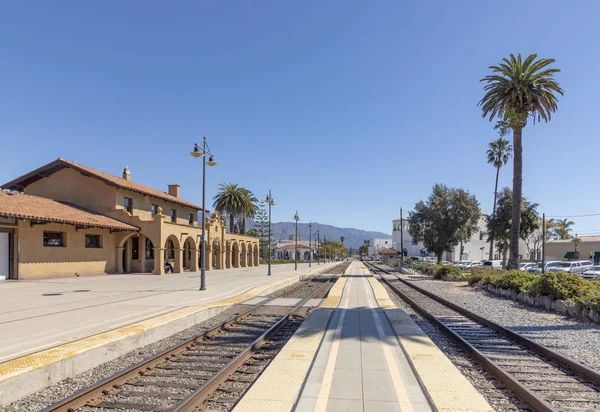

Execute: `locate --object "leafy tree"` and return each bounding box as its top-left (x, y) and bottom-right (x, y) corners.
top-left (246, 228), bottom-right (259, 237)
top-left (340, 236), bottom-right (345, 245)
top-left (555, 218), bottom-right (575, 240)
top-left (525, 218), bottom-right (555, 260)
top-left (486, 136), bottom-right (513, 260)
top-left (480, 53), bottom-right (563, 269)
top-left (238, 188), bottom-right (259, 235)
top-left (486, 187), bottom-right (539, 266)
top-left (408, 184), bottom-right (480, 264)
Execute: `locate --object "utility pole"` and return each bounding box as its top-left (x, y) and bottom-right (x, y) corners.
top-left (400, 207), bottom-right (404, 264)
top-left (542, 213), bottom-right (546, 273)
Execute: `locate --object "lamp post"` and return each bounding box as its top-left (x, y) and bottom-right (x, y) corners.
top-left (265, 191), bottom-right (275, 276)
top-left (308, 222), bottom-right (312, 267)
top-left (294, 211), bottom-right (300, 270)
top-left (189, 137), bottom-right (218, 291)
top-left (324, 235), bottom-right (327, 263)
top-left (316, 230), bottom-right (320, 265)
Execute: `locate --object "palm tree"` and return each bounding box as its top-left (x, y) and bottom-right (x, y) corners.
top-left (238, 188), bottom-right (259, 235)
top-left (480, 54), bottom-right (563, 269)
top-left (555, 218), bottom-right (575, 240)
top-left (486, 137), bottom-right (512, 260)
top-left (212, 183), bottom-right (246, 232)
top-left (340, 236), bottom-right (345, 245)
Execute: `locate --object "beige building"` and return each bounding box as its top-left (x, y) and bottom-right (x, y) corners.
top-left (544, 236), bottom-right (600, 263)
top-left (0, 158), bottom-right (259, 280)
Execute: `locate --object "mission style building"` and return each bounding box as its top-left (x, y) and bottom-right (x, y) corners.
top-left (0, 158), bottom-right (259, 280)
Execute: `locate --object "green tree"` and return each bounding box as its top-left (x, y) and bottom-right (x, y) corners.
top-left (480, 53), bottom-right (563, 269)
top-left (254, 202), bottom-right (273, 259)
top-left (486, 136), bottom-right (513, 260)
top-left (238, 188), bottom-right (259, 235)
top-left (340, 236), bottom-right (345, 245)
top-left (246, 228), bottom-right (259, 237)
top-left (555, 218), bottom-right (575, 240)
top-left (212, 183), bottom-right (247, 232)
top-left (486, 187), bottom-right (539, 266)
top-left (408, 184), bottom-right (480, 264)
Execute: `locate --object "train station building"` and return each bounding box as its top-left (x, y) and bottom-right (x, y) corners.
top-left (0, 158), bottom-right (259, 280)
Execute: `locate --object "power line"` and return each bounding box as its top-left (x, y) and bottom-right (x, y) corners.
top-left (546, 213), bottom-right (600, 218)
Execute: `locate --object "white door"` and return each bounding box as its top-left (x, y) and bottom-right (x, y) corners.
top-left (0, 233), bottom-right (9, 280)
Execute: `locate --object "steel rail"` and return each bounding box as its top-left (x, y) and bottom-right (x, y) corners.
top-left (42, 263), bottom-right (345, 412)
top-left (172, 271), bottom-right (339, 411)
top-left (364, 261), bottom-right (600, 412)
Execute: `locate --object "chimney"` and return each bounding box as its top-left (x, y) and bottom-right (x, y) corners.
top-left (123, 166), bottom-right (131, 181)
top-left (168, 184), bottom-right (180, 198)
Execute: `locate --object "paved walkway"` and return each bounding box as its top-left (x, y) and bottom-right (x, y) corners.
top-left (0, 263), bottom-right (331, 362)
top-left (295, 262), bottom-right (431, 411)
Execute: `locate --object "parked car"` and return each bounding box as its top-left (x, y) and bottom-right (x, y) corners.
top-left (582, 265), bottom-right (600, 279)
top-left (519, 262), bottom-right (537, 271)
top-left (483, 260), bottom-right (503, 270)
top-left (547, 260), bottom-right (593, 274)
top-left (468, 261), bottom-right (483, 269)
top-left (528, 261), bottom-right (562, 274)
top-left (457, 261), bottom-right (471, 270)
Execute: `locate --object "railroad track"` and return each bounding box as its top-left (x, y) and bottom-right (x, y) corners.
top-left (43, 262), bottom-right (349, 412)
top-left (363, 261), bottom-right (600, 412)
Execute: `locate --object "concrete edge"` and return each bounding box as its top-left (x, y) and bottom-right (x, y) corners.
top-left (0, 270), bottom-right (316, 406)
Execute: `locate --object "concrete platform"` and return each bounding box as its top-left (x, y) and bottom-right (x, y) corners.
top-left (0, 262), bottom-right (337, 406)
top-left (234, 262), bottom-right (493, 412)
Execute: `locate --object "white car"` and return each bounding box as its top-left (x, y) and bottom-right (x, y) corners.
top-left (457, 261), bottom-right (471, 270)
top-left (468, 262), bottom-right (483, 269)
top-left (582, 265), bottom-right (600, 279)
top-left (483, 260), bottom-right (503, 270)
top-left (520, 262), bottom-right (537, 271)
top-left (528, 261), bottom-right (562, 274)
top-left (547, 261), bottom-right (593, 274)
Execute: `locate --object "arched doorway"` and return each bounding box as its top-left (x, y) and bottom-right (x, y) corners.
top-left (183, 237), bottom-right (196, 271)
top-left (232, 242), bottom-right (239, 268)
top-left (304, 251), bottom-right (310, 261)
top-left (253, 244), bottom-right (259, 266)
top-left (163, 235), bottom-right (181, 273)
top-left (226, 241), bottom-right (232, 269)
top-left (241, 243), bottom-right (247, 267)
top-left (213, 239), bottom-right (222, 269)
top-left (246, 243), bottom-right (252, 267)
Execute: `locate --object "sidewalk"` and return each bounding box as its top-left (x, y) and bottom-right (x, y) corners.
top-left (0, 263), bottom-right (332, 362)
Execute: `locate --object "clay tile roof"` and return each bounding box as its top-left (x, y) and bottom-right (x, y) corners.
top-left (379, 248), bottom-right (400, 255)
top-left (0, 191), bottom-right (139, 231)
top-left (1, 158), bottom-right (205, 211)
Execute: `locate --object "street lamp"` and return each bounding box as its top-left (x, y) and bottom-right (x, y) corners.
top-left (324, 235), bottom-right (327, 263)
top-left (189, 137), bottom-right (218, 291)
top-left (308, 222), bottom-right (314, 267)
top-left (265, 191), bottom-right (275, 276)
top-left (294, 211), bottom-right (300, 270)
top-left (316, 230), bottom-right (320, 265)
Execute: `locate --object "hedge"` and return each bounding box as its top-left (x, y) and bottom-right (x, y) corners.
top-left (414, 263), bottom-right (468, 280)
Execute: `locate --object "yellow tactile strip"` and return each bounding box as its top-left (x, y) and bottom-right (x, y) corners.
top-left (320, 262), bottom-right (352, 308)
top-left (0, 264), bottom-right (335, 383)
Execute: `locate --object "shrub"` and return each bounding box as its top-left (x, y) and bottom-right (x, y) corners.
top-left (434, 264), bottom-right (466, 280)
top-left (531, 272), bottom-right (588, 301)
top-left (495, 270), bottom-right (538, 293)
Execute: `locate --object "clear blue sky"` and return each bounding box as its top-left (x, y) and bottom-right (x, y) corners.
top-left (1, 1), bottom-right (599, 235)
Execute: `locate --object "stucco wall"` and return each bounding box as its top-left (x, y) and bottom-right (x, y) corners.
top-left (18, 221), bottom-right (116, 278)
top-left (25, 168), bottom-right (117, 214)
top-left (115, 189), bottom-right (198, 227)
top-left (545, 240), bottom-right (600, 262)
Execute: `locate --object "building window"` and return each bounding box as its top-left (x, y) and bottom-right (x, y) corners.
top-left (43, 231), bottom-right (65, 247)
top-left (85, 234), bottom-right (101, 248)
top-left (170, 209), bottom-right (177, 223)
top-left (151, 204), bottom-right (158, 215)
top-left (188, 213), bottom-right (194, 225)
top-left (146, 238), bottom-right (154, 259)
top-left (124, 197), bottom-right (133, 214)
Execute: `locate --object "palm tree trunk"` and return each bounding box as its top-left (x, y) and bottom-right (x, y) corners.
top-left (229, 214), bottom-right (235, 233)
top-left (488, 166), bottom-right (500, 260)
top-left (508, 126), bottom-right (523, 270)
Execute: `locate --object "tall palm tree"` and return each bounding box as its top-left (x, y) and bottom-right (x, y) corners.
top-left (486, 137), bottom-right (512, 259)
top-left (479, 54), bottom-right (563, 269)
top-left (238, 188), bottom-right (259, 234)
top-left (212, 183), bottom-right (246, 232)
top-left (555, 218), bottom-right (575, 240)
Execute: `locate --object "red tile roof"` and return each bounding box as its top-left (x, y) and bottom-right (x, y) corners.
top-left (278, 243), bottom-right (311, 249)
top-left (379, 248), bottom-right (400, 255)
top-left (1, 158), bottom-right (205, 211)
top-left (0, 191), bottom-right (139, 231)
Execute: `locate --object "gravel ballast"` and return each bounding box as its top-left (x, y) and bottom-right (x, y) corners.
top-left (400, 275), bottom-right (600, 372)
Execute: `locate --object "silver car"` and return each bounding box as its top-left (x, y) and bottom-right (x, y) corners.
top-left (547, 261), bottom-right (593, 274)
top-left (582, 265), bottom-right (600, 279)
top-left (528, 261), bottom-right (561, 274)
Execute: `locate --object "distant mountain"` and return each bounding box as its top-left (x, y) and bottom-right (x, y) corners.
top-left (248, 221), bottom-right (390, 249)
